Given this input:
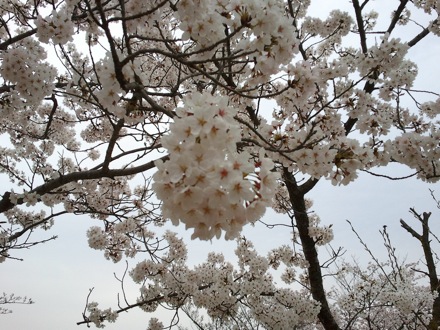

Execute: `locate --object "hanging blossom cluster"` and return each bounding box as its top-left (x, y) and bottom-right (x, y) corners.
top-left (35, 5), bottom-right (75, 45)
top-left (153, 92), bottom-right (279, 240)
top-left (0, 38), bottom-right (57, 105)
top-left (87, 216), bottom-right (150, 263)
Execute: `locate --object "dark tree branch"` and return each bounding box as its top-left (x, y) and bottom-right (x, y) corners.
top-left (400, 208), bottom-right (440, 329)
top-left (387, 0), bottom-right (410, 35)
top-left (0, 155), bottom-right (169, 214)
top-left (352, 0), bottom-right (368, 54)
top-left (283, 167), bottom-right (341, 330)
top-left (0, 28), bottom-right (37, 51)
top-left (408, 18), bottom-right (438, 47)
top-left (102, 118), bottom-right (125, 171)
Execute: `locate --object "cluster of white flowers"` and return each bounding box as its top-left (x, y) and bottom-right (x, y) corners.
top-left (332, 262), bottom-right (436, 328)
top-left (35, 6), bottom-right (74, 44)
top-left (357, 37), bottom-right (410, 79)
top-left (302, 10), bottom-right (352, 53)
top-left (119, 235), bottom-right (320, 328)
top-left (260, 110), bottom-right (376, 185)
top-left (271, 183), bottom-right (290, 214)
top-left (94, 55), bottom-right (126, 117)
top-left (87, 226), bottom-right (108, 250)
top-left (22, 192), bottom-right (40, 206)
top-left (4, 208), bottom-right (48, 230)
top-left (412, 0), bottom-right (440, 14)
top-left (87, 216), bottom-right (151, 262)
top-left (153, 92), bottom-right (279, 240)
top-left (385, 131), bottom-right (440, 181)
top-left (291, 145), bottom-right (339, 180)
top-left (0, 38), bottom-right (57, 105)
top-left (177, 0), bottom-right (298, 76)
top-left (123, 0), bottom-right (164, 34)
top-left (420, 98), bottom-right (440, 118)
top-left (267, 244), bottom-right (310, 286)
top-left (146, 318), bottom-right (164, 330)
top-left (1, 0), bottom-right (440, 328)
top-left (85, 302), bottom-right (118, 328)
top-left (308, 213), bottom-right (334, 246)
top-left (87, 149), bottom-right (100, 161)
top-left (234, 238), bottom-right (320, 327)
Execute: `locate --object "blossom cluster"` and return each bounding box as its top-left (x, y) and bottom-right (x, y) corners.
top-left (153, 92), bottom-right (279, 240)
top-left (258, 111), bottom-right (376, 185)
top-left (87, 215), bottom-right (153, 262)
top-left (94, 54), bottom-right (127, 118)
top-left (85, 302), bottom-right (118, 328)
top-left (412, 0), bottom-right (440, 14)
top-left (301, 10), bottom-right (352, 56)
top-left (420, 98), bottom-right (440, 118)
top-left (308, 213), bottom-right (334, 246)
top-left (0, 38), bottom-right (57, 105)
top-left (332, 262), bottom-right (437, 329)
top-left (146, 318), bottom-right (164, 330)
top-left (35, 6), bottom-right (74, 45)
top-left (129, 235), bottom-right (319, 328)
top-left (385, 131), bottom-right (440, 181)
top-left (177, 0), bottom-right (299, 76)
top-left (0, 0), bottom-right (440, 328)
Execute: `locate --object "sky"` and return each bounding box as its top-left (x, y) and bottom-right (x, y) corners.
top-left (1, 1), bottom-right (440, 329)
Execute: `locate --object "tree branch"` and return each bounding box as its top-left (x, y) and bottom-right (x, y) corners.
top-left (0, 28), bottom-right (37, 51)
top-left (0, 155), bottom-right (169, 214)
top-left (283, 168), bottom-right (341, 330)
top-left (400, 208), bottom-right (440, 329)
top-left (408, 18), bottom-right (438, 47)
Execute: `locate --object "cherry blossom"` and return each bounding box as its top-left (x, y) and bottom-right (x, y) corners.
top-left (0, 0), bottom-right (439, 329)
top-left (153, 92), bottom-right (279, 240)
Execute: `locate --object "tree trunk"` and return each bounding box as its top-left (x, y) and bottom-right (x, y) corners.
top-left (283, 168), bottom-right (341, 330)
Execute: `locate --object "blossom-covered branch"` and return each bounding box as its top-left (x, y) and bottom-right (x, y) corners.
top-left (0, 0), bottom-right (439, 329)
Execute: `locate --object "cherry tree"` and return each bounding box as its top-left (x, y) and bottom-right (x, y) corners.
top-left (0, 0), bottom-right (439, 329)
